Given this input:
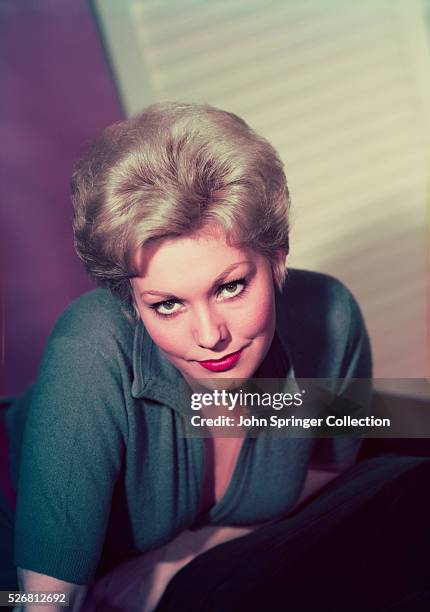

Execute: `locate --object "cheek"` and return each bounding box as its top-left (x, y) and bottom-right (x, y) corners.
top-left (237, 287), bottom-right (275, 338)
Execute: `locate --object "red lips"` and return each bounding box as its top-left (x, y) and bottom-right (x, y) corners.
top-left (198, 349), bottom-right (243, 372)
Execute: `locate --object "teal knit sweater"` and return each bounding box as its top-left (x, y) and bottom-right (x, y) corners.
top-left (6, 269), bottom-right (372, 584)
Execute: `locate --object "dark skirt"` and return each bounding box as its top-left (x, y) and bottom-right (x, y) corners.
top-left (155, 454), bottom-right (430, 612)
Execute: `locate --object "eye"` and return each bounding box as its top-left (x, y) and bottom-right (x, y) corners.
top-left (217, 279), bottom-right (247, 300)
top-left (150, 299), bottom-right (182, 317)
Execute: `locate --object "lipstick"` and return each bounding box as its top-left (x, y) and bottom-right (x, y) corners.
top-left (198, 349), bottom-right (243, 372)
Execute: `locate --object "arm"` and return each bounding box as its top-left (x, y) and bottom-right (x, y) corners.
top-left (14, 568), bottom-right (88, 612)
top-left (14, 336), bottom-right (127, 589)
top-left (294, 467), bottom-right (343, 508)
top-left (293, 459), bottom-right (357, 511)
top-left (300, 283), bottom-right (372, 504)
top-left (83, 525), bottom-right (257, 612)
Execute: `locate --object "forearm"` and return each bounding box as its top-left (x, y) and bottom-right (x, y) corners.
top-left (14, 568), bottom-right (88, 612)
top-left (83, 525), bottom-right (258, 612)
top-left (294, 460), bottom-right (358, 511)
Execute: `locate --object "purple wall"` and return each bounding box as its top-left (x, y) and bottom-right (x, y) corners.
top-left (0, 0), bottom-right (123, 396)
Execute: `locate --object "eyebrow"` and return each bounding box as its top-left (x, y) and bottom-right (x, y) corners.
top-left (140, 260), bottom-right (254, 300)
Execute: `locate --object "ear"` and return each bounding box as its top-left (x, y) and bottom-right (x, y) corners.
top-left (274, 248), bottom-right (287, 264)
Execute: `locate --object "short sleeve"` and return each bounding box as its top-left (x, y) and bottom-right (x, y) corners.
top-left (14, 336), bottom-right (128, 585)
top-left (311, 288), bottom-right (372, 468)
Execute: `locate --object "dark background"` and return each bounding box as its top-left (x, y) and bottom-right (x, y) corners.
top-left (0, 0), bottom-right (123, 396)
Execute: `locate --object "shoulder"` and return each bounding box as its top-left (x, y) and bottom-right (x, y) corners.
top-left (48, 288), bottom-right (136, 357)
top-left (27, 289), bottom-right (138, 403)
top-left (276, 269), bottom-right (371, 377)
top-left (278, 268), bottom-right (361, 331)
top-left (282, 268), bottom-right (355, 308)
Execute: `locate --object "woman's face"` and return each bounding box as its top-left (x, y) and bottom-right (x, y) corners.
top-left (131, 228), bottom-right (281, 388)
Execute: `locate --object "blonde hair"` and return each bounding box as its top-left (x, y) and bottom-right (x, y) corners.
top-left (71, 102), bottom-right (290, 315)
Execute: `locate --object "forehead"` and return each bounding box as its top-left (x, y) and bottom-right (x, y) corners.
top-left (132, 230), bottom-right (263, 292)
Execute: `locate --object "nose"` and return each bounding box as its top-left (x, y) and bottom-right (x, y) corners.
top-left (192, 303), bottom-right (228, 350)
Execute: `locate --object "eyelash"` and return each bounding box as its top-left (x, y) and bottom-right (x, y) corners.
top-left (149, 278), bottom-right (249, 319)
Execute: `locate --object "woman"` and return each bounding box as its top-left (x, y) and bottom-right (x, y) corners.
top-left (3, 102), bottom-right (429, 611)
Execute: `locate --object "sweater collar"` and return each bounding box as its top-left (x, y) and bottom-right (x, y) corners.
top-left (131, 319), bottom-right (184, 407)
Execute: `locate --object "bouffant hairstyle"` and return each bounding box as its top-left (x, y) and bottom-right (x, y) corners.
top-left (71, 102), bottom-right (290, 317)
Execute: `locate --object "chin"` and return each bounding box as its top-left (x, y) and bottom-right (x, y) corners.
top-left (191, 377), bottom-right (245, 393)
top-left (184, 358), bottom-right (262, 393)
